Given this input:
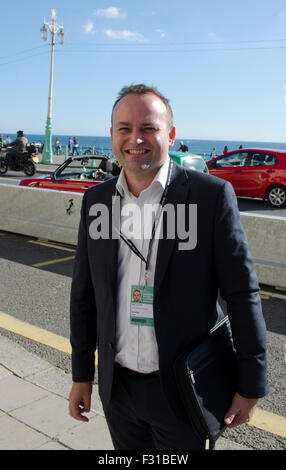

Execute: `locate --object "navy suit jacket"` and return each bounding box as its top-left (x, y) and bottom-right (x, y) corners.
top-left (70, 162), bottom-right (268, 421)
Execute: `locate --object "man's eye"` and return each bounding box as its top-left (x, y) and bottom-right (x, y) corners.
top-left (118, 127), bottom-right (130, 132)
top-left (143, 127), bottom-right (156, 132)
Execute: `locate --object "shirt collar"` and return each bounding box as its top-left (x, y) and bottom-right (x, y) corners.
top-left (116, 156), bottom-right (170, 199)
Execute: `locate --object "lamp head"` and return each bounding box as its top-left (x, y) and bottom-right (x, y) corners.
top-left (57, 28), bottom-right (65, 45)
top-left (40, 23), bottom-right (48, 41)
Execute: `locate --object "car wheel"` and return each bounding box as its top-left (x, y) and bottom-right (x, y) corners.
top-left (265, 184), bottom-right (286, 207)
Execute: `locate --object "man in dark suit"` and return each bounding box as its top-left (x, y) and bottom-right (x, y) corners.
top-left (69, 84), bottom-right (268, 449)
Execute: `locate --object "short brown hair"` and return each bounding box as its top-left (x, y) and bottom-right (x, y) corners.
top-left (111, 83), bottom-right (174, 129)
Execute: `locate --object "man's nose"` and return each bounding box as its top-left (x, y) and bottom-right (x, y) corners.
top-left (131, 129), bottom-right (144, 145)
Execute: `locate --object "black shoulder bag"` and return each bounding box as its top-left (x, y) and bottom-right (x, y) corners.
top-left (174, 315), bottom-right (238, 450)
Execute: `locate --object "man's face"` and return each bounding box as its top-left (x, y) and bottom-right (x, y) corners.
top-left (133, 290), bottom-right (141, 302)
top-left (110, 93), bottom-right (175, 178)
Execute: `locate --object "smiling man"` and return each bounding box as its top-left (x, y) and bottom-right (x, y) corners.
top-left (69, 84), bottom-right (268, 450)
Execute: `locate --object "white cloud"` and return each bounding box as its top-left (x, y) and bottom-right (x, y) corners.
top-left (104, 29), bottom-right (145, 42)
top-left (155, 29), bottom-right (166, 38)
top-left (93, 7), bottom-right (126, 19)
top-left (83, 21), bottom-right (96, 34)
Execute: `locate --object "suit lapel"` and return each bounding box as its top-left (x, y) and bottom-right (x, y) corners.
top-left (154, 165), bottom-right (190, 297)
top-left (100, 179), bottom-right (119, 312)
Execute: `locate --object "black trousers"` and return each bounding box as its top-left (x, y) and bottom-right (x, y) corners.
top-left (103, 363), bottom-right (205, 450)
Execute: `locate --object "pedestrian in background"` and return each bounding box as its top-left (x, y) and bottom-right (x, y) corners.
top-left (177, 140), bottom-right (188, 152)
top-left (72, 137), bottom-right (79, 156)
top-left (211, 147), bottom-right (216, 157)
top-left (68, 137), bottom-right (73, 155)
top-left (54, 138), bottom-right (61, 155)
top-left (5, 136), bottom-right (12, 146)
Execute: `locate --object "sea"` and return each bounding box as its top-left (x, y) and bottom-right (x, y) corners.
top-left (3, 133), bottom-right (286, 159)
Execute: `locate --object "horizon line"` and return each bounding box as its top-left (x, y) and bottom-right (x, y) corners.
top-left (2, 132), bottom-right (286, 145)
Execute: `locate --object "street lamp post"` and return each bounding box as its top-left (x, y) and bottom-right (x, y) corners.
top-left (40, 9), bottom-right (65, 163)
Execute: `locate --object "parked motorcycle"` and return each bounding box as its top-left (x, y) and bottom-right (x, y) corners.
top-left (0, 144), bottom-right (36, 176)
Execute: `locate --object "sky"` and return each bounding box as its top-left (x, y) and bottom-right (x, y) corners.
top-left (1, 0), bottom-right (286, 142)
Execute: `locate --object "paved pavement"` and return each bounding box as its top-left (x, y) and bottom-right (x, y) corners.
top-left (0, 333), bottom-right (251, 451)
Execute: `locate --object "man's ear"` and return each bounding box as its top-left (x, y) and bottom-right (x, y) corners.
top-left (169, 126), bottom-right (176, 147)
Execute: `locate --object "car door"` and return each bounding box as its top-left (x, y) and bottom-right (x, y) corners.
top-left (236, 151), bottom-right (279, 198)
top-left (208, 152), bottom-right (249, 193)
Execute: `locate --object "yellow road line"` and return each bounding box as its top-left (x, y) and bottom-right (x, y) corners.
top-left (35, 238), bottom-right (76, 249)
top-left (0, 312), bottom-right (284, 438)
top-left (32, 255), bottom-right (75, 267)
top-left (0, 311), bottom-right (71, 355)
top-left (250, 407), bottom-right (286, 439)
top-left (0, 311), bottom-right (98, 365)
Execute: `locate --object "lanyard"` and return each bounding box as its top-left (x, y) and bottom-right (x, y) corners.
top-left (116, 159), bottom-right (173, 286)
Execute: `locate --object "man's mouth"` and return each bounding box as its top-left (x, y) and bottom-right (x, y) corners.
top-left (125, 149), bottom-right (149, 155)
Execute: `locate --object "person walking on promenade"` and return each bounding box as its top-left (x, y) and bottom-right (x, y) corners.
top-left (177, 140), bottom-right (188, 152)
top-left (5, 136), bottom-right (12, 146)
top-left (223, 145), bottom-right (228, 154)
top-left (211, 147), bottom-right (216, 157)
top-left (72, 137), bottom-right (79, 155)
top-left (54, 138), bottom-right (61, 155)
top-left (69, 84), bottom-right (268, 450)
top-left (68, 137), bottom-right (73, 155)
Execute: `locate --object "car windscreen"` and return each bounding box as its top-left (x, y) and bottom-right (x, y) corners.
top-left (59, 158), bottom-right (105, 178)
top-left (183, 157), bottom-right (206, 172)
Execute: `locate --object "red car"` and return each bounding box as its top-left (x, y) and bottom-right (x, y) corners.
top-left (207, 148), bottom-right (286, 207)
top-left (18, 155), bottom-right (115, 193)
top-left (19, 153), bottom-right (208, 194)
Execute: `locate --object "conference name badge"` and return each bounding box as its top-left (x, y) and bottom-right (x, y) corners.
top-left (130, 285), bottom-right (154, 327)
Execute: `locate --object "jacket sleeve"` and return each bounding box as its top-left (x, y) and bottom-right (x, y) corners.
top-left (70, 192), bottom-right (97, 382)
top-left (214, 181), bottom-right (269, 398)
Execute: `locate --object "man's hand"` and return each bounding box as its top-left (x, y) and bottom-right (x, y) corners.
top-left (224, 392), bottom-right (258, 428)
top-left (69, 382), bottom-right (92, 422)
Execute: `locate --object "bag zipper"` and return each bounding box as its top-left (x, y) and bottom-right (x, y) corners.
top-left (210, 315), bottom-right (229, 334)
top-left (187, 354), bottom-right (217, 383)
top-left (188, 316), bottom-right (231, 383)
top-left (188, 368), bottom-right (195, 384)
top-left (184, 367), bottom-right (211, 439)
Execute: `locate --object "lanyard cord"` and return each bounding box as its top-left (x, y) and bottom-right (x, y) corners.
top-left (115, 159), bottom-right (173, 273)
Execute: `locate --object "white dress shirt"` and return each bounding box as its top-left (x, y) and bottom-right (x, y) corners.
top-left (114, 157), bottom-right (170, 373)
